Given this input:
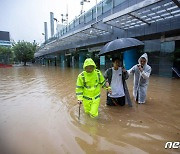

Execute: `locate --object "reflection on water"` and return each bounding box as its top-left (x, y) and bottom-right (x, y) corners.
top-left (0, 66), bottom-right (179, 154)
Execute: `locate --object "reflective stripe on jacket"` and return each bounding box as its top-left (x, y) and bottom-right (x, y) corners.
top-left (76, 69), bottom-right (105, 100)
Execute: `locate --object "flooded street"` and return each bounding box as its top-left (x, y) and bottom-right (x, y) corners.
top-left (0, 66), bottom-right (179, 154)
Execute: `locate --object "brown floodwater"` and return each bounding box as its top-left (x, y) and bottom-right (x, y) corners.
top-left (0, 66), bottom-right (179, 154)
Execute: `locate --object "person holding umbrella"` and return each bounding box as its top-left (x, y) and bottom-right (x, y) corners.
top-left (98, 37), bottom-right (144, 106)
top-left (128, 53), bottom-right (151, 104)
top-left (104, 57), bottom-right (132, 107)
top-left (76, 58), bottom-right (111, 118)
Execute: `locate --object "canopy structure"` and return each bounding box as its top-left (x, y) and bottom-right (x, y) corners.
top-left (103, 0), bottom-right (180, 30)
top-left (35, 23), bottom-right (112, 57)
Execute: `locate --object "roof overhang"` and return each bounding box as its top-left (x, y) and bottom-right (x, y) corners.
top-left (35, 22), bottom-right (113, 57)
top-left (103, 0), bottom-right (180, 30)
top-left (56, 22), bottom-right (113, 46)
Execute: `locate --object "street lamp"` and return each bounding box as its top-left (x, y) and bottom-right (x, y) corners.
top-left (61, 14), bottom-right (68, 25)
top-left (53, 17), bottom-right (59, 34)
top-left (42, 33), bottom-right (46, 42)
top-left (80, 0), bottom-right (90, 14)
top-left (53, 17), bottom-right (59, 22)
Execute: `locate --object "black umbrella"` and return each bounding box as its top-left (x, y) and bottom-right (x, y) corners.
top-left (98, 38), bottom-right (144, 56)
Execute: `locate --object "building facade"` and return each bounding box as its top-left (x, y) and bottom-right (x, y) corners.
top-left (35, 0), bottom-right (180, 77)
top-left (0, 31), bottom-right (12, 65)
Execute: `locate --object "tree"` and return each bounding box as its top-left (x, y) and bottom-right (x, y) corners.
top-left (0, 46), bottom-right (13, 64)
top-left (12, 41), bottom-right (37, 66)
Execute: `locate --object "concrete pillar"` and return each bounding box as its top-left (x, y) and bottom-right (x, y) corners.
top-left (50, 12), bottom-right (54, 37)
top-left (61, 54), bottom-right (65, 68)
top-left (100, 56), bottom-right (105, 70)
top-left (59, 55), bottom-right (61, 67)
top-left (44, 22), bottom-right (48, 41)
top-left (79, 52), bottom-right (86, 69)
top-left (123, 49), bottom-right (138, 69)
top-left (54, 56), bottom-right (57, 66)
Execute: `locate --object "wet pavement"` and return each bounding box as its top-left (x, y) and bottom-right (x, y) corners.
top-left (0, 66), bottom-right (179, 154)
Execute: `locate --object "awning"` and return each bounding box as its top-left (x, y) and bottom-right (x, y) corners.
top-left (103, 0), bottom-right (180, 30)
top-left (35, 22), bottom-right (113, 57)
top-left (57, 23), bottom-right (112, 44)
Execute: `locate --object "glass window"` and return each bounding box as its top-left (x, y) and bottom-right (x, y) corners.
top-left (97, 2), bottom-right (103, 16)
top-left (92, 2), bottom-right (103, 19)
top-left (159, 41), bottom-right (175, 77)
top-left (103, 0), bottom-right (112, 13)
top-left (144, 40), bottom-right (161, 75)
top-left (144, 40), bottom-right (161, 52)
top-left (85, 10), bottom-right (92, 23)
top-left (80, 15), bottom-right (84, 23)
top-left (66, 25), bottom-right (69, 32)
top-left (143, 40), bottom-right (176, 77)
top-left (161, 41), bottom-right (175, 53)
top-left (92, 7), bottom-right (96, 19)
top-left (114, 0), bottom-right (126, 7)
top-left (69, 22), bottom-right (74, 29)
top-left (75, 18), bottom-right (79, 27)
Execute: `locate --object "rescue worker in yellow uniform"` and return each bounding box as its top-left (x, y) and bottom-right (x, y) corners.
top-left (76, 58), bottom-right (111, 118)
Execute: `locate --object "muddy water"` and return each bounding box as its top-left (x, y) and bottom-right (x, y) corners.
top-left (0, 66), bottom-right (179, 154)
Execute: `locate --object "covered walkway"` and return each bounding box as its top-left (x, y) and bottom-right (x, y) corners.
top-left (35, 0), bottom-right (180, 77)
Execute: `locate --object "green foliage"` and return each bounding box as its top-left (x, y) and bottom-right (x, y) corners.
top-left (0, 46), bottom-right (12, 55)
top-left (0, 46), bottom-right (13, 64)
top-left (12, 41), bottom-right (37, 65)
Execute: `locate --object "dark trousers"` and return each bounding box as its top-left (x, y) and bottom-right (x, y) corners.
top-left (107, 96), bottom-right (125, 106)
top-left (136, 91), bottom-right (139, 101)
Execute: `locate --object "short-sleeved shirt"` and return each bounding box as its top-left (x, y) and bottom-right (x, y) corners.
top-left (108, 67), bottom-right (125, 98)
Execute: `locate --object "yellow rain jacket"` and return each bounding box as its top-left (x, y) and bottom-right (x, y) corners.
top-left (76, 58), bottom-right (106, 117)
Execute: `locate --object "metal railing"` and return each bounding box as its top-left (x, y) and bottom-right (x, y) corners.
top-left (43, 0), bottom-right (129, 45)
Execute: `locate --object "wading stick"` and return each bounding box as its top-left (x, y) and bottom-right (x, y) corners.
top-left (78, 103), bottom-right (81, 120)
